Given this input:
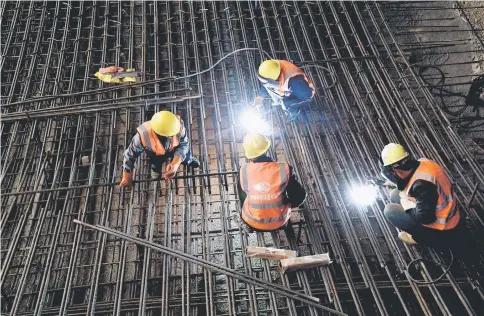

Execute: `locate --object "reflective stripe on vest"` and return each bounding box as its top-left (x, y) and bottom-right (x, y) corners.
top-left (404, 159), bottom-right (459, 230)
top-left (137, 116), bottom-right (181, 155)
top-left (249, 200), bottom-right (286, 209)
top-left (239, 162), bottom-right (291, 230)
top-left (243, 207), bottom-right (289, 224)
top-left (137, 123), bottom-right (153, 149)
top-left (411, 173), bottom-right (454, 212)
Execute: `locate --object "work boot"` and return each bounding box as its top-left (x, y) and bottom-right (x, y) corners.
top-left (151, 170), bottom-right (161, 180)
top-left (185, 157), bottom-right (200, 168)
top-left (398, 232), bottom-right (417, 245)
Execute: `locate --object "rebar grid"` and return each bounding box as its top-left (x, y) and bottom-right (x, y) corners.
top-left (1, 1), bottom-right (484, 316)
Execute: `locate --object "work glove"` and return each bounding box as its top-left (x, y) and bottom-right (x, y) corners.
top-left (151, 170), bottom-right (160, 180)
top-left (383, 180), bottom-right (396, 188)
top-left (399, 191), bottom-right (416, 211)
top-left (163, 156), bottom-right (182, 179)
top-left (120, 170), bottom-right (133, 187)
top-left (186, 157), bottom-right (201, 168)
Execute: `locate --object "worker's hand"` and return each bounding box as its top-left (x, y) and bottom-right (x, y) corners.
top-left (399, 191), bottom-right (416, 210)
top-left (163, 156), bottom-right (182, 179)
top-left (383, 180), bottom-right (396, 188)
top-left (120, 170), bottom-right (133, 187)
top-left (382, 180), bottom-right (396, 195)
top-left (253, 96), bottom-right (264, 108)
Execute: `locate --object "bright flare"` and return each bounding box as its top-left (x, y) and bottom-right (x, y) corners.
top-left (350, 184), bottom-right (377, 206)
top-left (240, 109), bottom-right (270, 134)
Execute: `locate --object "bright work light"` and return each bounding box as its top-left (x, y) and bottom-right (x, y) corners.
top-left (240, 109), bottom-right (270, 134)
top-left (350, 184), bottom-right (377, 206)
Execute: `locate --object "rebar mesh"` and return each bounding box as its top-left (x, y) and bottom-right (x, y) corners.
top-left (1, 1), bottom-right (484, 316)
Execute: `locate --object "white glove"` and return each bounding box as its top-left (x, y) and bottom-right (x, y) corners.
top-left (399, 191), bottom-right (416, 211)
top-left (383, 180), bottom-right (396, 188)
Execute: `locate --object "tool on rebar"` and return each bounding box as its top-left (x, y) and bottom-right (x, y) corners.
top-left (245, 246), bottom-right (297, 260)
top-left (280, 253), bottom-right (332, 274)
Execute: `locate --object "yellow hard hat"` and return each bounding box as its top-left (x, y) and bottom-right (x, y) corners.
top-left (243, 133), bottom-right (271, 159)
top-left (258, 60), bottom-right (281, 81)
top-left (381, 143), bottom-right (409, 166)
top-left (150, 111), bottom-right (180, 136)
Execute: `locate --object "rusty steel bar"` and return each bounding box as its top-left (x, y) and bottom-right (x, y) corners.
top-left (72, 219), bottom-right (348, 316)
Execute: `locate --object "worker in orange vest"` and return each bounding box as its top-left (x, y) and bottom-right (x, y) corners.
top-left (238, 133), bottom-right (306, 231)
top-left (380, 143), bottom-right (480, 266)
top-left (253, 60), bottom-right (315, 121)
top-left (120, 111), bottom-right (200, 187)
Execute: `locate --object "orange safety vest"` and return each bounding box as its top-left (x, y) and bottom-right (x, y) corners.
top-left (136, 116), bottom-right (181, 156)
top-left (276, 60), bottom-right (315, 97)
top-left (404, 159), bottom-right (460, 230)
top-left (239, 162), bottom-right (291, 231)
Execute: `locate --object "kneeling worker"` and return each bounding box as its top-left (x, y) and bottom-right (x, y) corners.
top-left (253, 60), bottom-right (315, 121)
top-left (380, 143), bottom-right (479, 265)
top-left (120, 111), bottom-right (200, 187)
top-left (238, 133), bottom-right (306, 231)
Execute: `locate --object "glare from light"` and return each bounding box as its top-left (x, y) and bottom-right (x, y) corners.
top-left (350, 184), bottom-right (377, 206)
top-left (240, 109), bottom-right (270, 134)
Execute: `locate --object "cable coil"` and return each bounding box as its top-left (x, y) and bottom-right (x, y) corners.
top-left (405, 249), bottom-right (454, 285)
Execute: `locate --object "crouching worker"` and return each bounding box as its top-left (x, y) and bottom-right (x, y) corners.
top-left (380, 143), bottom-right (480, 268)
top-left (120, 111), bottom-right (200, 187)
top-left (238, 133), bottom-right (306, 231)
top-left (253, 60), bottom-right (315, 121)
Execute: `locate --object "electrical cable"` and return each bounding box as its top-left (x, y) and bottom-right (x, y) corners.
top-left (2, 48), bottom-right (274, 108)
top-left (172, 47), bottom-right (273, 80)
top-left (418, 65), bottom-right (468, 116)
top-left (398, 59), bottom-right (484, 130)
top-left (299, 64), bottom-right (338, 90)
top-left (405, 249), bottom-right (454, 285)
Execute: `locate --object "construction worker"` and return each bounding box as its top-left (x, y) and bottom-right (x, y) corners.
top-left (253, 60), bottom-right (315, 121)
top-left (120, 111), bottom-right (200, 187)
top-left (95, 66), bottom-right (140, 83)
top-left (380, 143), bottom-right (480, 266)
top-left (238, 133), bottom-right (306, 231)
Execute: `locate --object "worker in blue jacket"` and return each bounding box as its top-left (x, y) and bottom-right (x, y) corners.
top-left (253, 60), bottom-right (315, 121)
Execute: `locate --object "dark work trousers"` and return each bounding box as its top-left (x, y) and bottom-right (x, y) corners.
top-left (147, 149), bottom-right (194, 173)
top-left (384, 189), bottom-right (481, 267)
top-left (282, 95), bottom-right (312, 112)
top-left (282, 77), bottom-right (313, 112)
